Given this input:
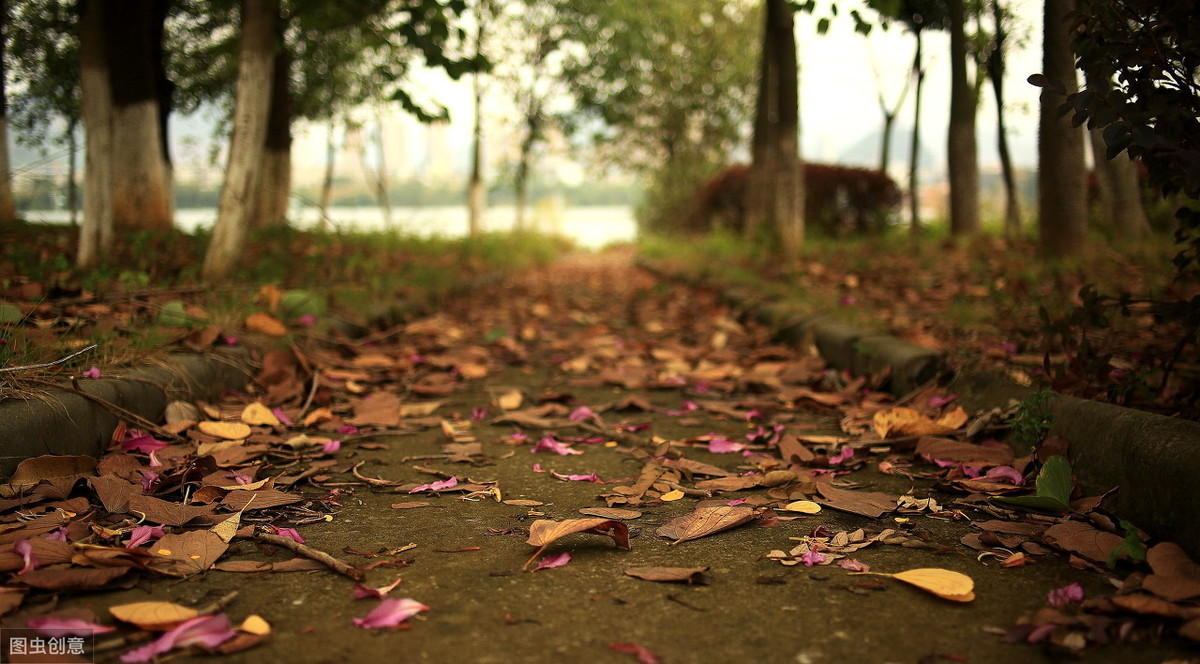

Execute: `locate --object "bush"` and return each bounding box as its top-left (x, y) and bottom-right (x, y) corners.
top-left (690, 162), bottom-right (901, 237)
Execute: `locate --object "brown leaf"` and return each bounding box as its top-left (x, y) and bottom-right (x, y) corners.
top-left (349, 391), bottom-right (403, 427)
top-left (219, 489), bottom-right (303, 512)
top-left (1143, 542), bottom-right (1200, 601)
top-left (127, 495), bottom-right (216, 526)
top-left (915, 437), bottom-right (1014, 466)
top-left (815, 482), bottom-right (897, 518)
top-left (1109, 593), bottom-right (1181, 617)
top-left (5, 455), bottom-right (97, 491)
top-left (1042, 521), bottom-right (1124, 564)
top-left (89, 476), bottom-right (142, 513)
top-left (0, 539), bottom-right (74, 572)
top-left (146, 530), bottom-right (228, 577)
top-left (524, 518), bottom-right (630, 570)
top-left (873, 407), bottom-right (955, 438)
top-left (17, 565), bottom-right (130, 591)
top-left (0, 587), bottom-right (26, 616)
top-left (578, 508), bottom-right (642, 520)
top-left (399, 400), bottom-right (446, 418)
top-left (694, 476), bottom-right (762, 492)
top-left (624, 566), bottom-right (709, 584)
top-left (655, 505), bottom-right (757, 545)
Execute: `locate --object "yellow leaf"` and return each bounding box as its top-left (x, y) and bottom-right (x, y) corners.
top-left (197, 421), bottom-right (252, 440)
top-left (496, 389), bottom-right (524, 410)
top-left (936, 406), bottom-right (969, 430)
top-left (399, 400), bottom-right (446, 418)
top-left (872, 407), bottom-right (954, 439)
top-left (240, 614), bottom-right (271, 636)
top-left (783, 500), bottom-right (822, 514)
top-left (888, 568), bottom-right (975, 602)
top-left (660, 489), bottom-right (685, 502)
top-left (110, 601), bottom-right (200, 630)
top-left (241, 402), bottom-right (281, 427)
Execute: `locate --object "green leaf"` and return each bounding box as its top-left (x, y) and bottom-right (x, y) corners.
top-left (281, 289), bottom-right (325, 317)
top-left (992, 455), bottom-right (1072, 512)
top-left (0, 303), bottom-right (23, 324)
top-left (816, 17), bottom-right (830, 34)
top-left (156, 300), bottom-right (190, 327)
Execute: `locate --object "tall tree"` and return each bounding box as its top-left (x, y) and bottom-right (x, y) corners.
top-left (867, 43), bottom-right (910, 174)
top-left (249, 37), bottom-right (291, 228)
top-left (946, 0), bottom-right (979, 237)
top-left (1036, 0), bottom-right (1087, 257)
top-left (1080, 60), bottom-right (1150, 239)
top-left (744, 0), bottom-right (803, 251)
top-left (985, 0), bottom-right (1022, 239)
top-left (466, 0), bottom-right (495, 236)
top-left (202, 0), bottom-right (277, 280)
top-left (0, 0), bottom-right (17, 225)
top-left (77, 0), bottom-right (112, 267)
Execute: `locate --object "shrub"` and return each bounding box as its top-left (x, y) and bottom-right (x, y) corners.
top-left (690, 162), bottom-right (901, 237)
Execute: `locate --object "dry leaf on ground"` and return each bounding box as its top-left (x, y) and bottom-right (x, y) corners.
top-left (655, 505), bottom-right (757, 545)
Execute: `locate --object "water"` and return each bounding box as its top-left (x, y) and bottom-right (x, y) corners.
top-left (20, 203), bottom-right (639, 250)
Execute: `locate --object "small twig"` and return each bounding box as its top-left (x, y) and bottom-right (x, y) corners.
top-left (350, 461), bottom-right (403, 486)
top-left (0, 344), bottom-right (98, 373)
top-left (253, 531), bottom-right (365, 582)
top-left (662, 481), bottom-right (712, 498)
top-left (297, 369), bottom-right (321, 420)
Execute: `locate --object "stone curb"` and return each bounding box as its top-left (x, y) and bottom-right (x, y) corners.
top-left (0, 347), bottom-right (254, 477)
top-left (638, 257), bottom-right (1200, 558)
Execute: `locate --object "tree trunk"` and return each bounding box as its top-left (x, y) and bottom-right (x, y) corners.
top-left (1082, 69), bottom-right (1150, 239)
top-left (67, 119), bottom-right (79, 227)
top-left (0, 0), bottom-right (17, 225)
top-left (1038, 0), bottom-right (1087, 257)
top-left (908, 30), bottom-right (924, 238)
top-left (250, 45), bottom-right (291, 228)
top-left (364, 112), bottom-right (392, 227)
top-left (947, 0), bottom-right (980, 237)
top-left (103, 0), bottom-right (172, 231)
top-left (202, 0), bottom-right (277, 281)
top-left (989, 0), bottom-right (1022, 239)
top-left (318, 120), bottom-right (336, 230)
top-left (78, 0), bottom-right (113, 268)
top-left (745, 0), bottom-right (803, 253)
top-left (467, 16), bottom-right (486, 237)
top-left (874, 52), bottom-right (909, 174)
top-left (514, 104), bottom-right (541, 231)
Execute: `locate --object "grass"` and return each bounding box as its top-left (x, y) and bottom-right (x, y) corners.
top-left (638, 223), bottom-right (1199, 419)
top-left (0, 221), bottom-right (574, 392)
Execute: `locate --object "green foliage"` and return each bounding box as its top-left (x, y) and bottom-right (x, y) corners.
top-left (7, 0), bottom-right (79, 148)
top-left (993, 455), bottom-right (1071, 512)
top-left (1108, 520), bottom-right (1148, 570)
top-left (1008, 390), bottom-right (1052, 447)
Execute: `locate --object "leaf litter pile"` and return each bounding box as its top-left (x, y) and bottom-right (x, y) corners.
top-left (2, 249), bottom-right (1198, 661)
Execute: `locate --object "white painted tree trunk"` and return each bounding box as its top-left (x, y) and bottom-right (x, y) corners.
top-left (110, 98), bottom-right (173, 229)
top-left (78, 0), bottom-right (113, 268)
top-left (202, 0), bottom-right (276, 280)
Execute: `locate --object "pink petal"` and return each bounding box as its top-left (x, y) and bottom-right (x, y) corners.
top-left (120, 614), bottom-right (236, 663)
top-left (222, 335), bottom-right (239, 345)
top-left (707, 436), bottom-right (745, 454)
top-left (352, 598), bottom-right (429, 629)
top-left (272, 408), bottom-right (295, 426)
top-left (294, 314), bottom-right (316, 326)
top-left (126, 525), bottom-right (166, 548)
top-left (609, 642), bottom-right (663, 664)
top-left (531, 552), bottom-right (571, 572)
top-left (471, 407), bottom-right (488, 422)
top-left (273, 527), bottom-right (305, 544)
top-left (928, 394), bottom-right (959, 408)
top-left (568, 406), bottom-right (597, 422)
top-left (13, 540), bottom-right (40, 575)
top-left (828, 447), bottom-right (855, 465)
top-left (336, 424), bottom-right (360, 434)
top-left (28, 616), bottom-right (116, 635)
top-left (983, 465), bottom-right (1025, 486)
top-left (140, 471), bottom-right (159, 493)
top-left (1047, 582), bottom-right (1085, 607)
top-left (837, 558), bottom-right (870, 573)
top-left (45, 527), bottom-right (69, 542)
top-left (532, 463), bottom-right (547, 473)
top-left (322, 439), bottom-right (342, 453)
top-left (726, 498), bottom-right (747, 506)
top-left (81, 366), bottom-right (102, 379)
top-left (531, 437), bottom-right (582, 456)
top-left (551, 471), bottom-right (603, 483)
top-left (122, 432), bottom-right (168, 454)
top-left (409, 476), bottom-right (458, 493)
top-left (800, 549), bottom-right (827, 567)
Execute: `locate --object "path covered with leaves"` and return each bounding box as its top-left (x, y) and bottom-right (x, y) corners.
top-left (1, 248), bottom-right (1197, 663)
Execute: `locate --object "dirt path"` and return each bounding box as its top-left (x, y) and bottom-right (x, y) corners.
top-left (3, 250), bottom-right (1195, 663)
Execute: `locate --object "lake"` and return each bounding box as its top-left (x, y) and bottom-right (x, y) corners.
top-left (20, 203), bottom-right (639, 250)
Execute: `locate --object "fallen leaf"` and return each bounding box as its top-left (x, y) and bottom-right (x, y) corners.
top-left (624, 566), bottom-right (709, 584)
top-left (239, 615), bottom-right (271, 636)
top-left (1042, 520), bottom-right (1124, 564)
top-left (245, 312), bottom-right (287, 336)
top-left (859, 568), bottom-right (975, 602)
top-left (873, 407), bottom-right (955, 438)
top-left (655, 505), bottom-right (757, 545)
top-left (110, 601), bottom-right (200, 631)
top-left (782, 500), bottom-right (822, 514)
top-left (814, 482), bottom-right (896, 518)
top-left (660, 489), bottom-right (685, 501)
top-left (147, 531), bottom-right (228, 577)
top-left (578, 508), bottom-right (642, 520)
top-left (197, 421), bottom-right (252, 440)
top-left (915, 436), bottom-right (1014, 467)
top-left (524, 518), bottom-right (630, 570)
top-left (240, 402), bottom-right (281, 427)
